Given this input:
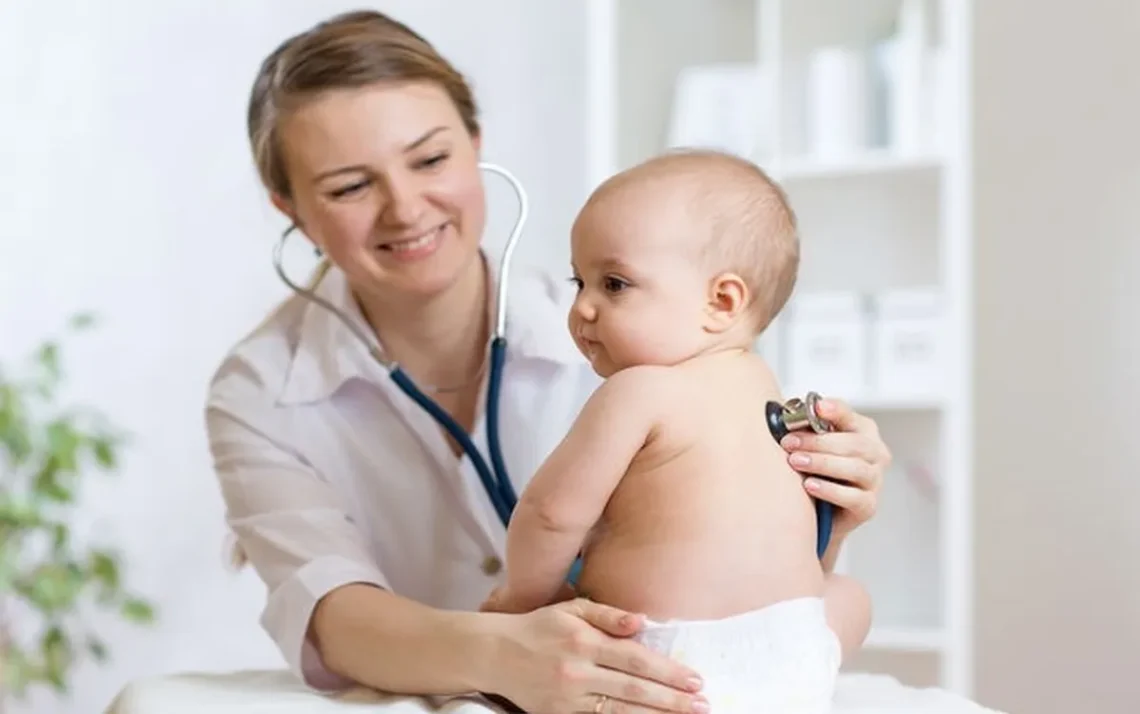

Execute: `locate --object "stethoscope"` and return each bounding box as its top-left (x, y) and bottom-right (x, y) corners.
top-left (766, 391), bottom-right (836, 559)
top-left (272, 161), bottom-right (837, 575)
top-left (273, 162), bottom-right (528, 536)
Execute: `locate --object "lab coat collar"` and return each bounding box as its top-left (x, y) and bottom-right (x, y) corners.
top-left (276, 262), bottom-right (376, 406)
top-left (276, 252), bottom-right (584, 406)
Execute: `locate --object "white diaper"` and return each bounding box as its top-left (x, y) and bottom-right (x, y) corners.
top-left (634, 597), bottom-right (841, 714)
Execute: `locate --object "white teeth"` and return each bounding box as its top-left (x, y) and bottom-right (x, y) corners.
top-left (386, 226), bottom-right (441, 253)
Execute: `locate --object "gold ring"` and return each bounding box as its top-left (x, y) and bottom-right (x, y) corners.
top-left (593, 694), bottom-right (608, 713)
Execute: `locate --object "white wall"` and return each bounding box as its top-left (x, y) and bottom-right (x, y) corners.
top-left (0, 2), bottom-right (584, 712)
top-left (972, 1), bottom-right (1140, 712)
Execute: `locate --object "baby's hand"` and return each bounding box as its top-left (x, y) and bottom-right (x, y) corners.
top-left (480, 582), bottom-right (579, 613)
top-left (479, 585), bottom-right (528, 614)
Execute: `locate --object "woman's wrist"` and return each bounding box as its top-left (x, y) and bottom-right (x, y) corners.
top-left (314, 584), bottom-right (509, 696)
top-left (459, 611), bottom-right (514, 695)
top-left (449, 606), bottom-right (508, 693)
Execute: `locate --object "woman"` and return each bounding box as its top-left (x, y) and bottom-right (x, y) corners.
top-left (208, 9), bottom-right (891, 714)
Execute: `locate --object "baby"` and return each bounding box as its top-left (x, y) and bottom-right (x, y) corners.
top-left (483, 149), bottom-right (867, 712)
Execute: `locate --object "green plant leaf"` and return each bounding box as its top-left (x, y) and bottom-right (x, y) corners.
top-left (68, 312), bottom-right (96, 330)
top-left (89, 549), bottom-right (121, 592)
top-left (0, 316), bottom-right (159, 701)
top-left (46, 420), bottom-right (82, 472)
top-left (86, 635), bottom-right (109, 662)
top-left (0, 382), bottom-right (34, 465)
top-left (32, 460), bottom-right (74, 503)
top-left (121, 597), bottom-right (156, 624)
top-left (91, 435), bottom-right (117, 469)
top-left (0, 496), bottom-right (45, 529)
top-left (40, 624), bottom-right (73, 692)
top-left (19, 562), bottom-right (86, 613)
top-left (35, 341), bottom-right (61, 385)
top-left (0, 547), bottom-right (15, 589)
top-left (51, 522), bottom-right (69, 554)
top-left (1, 644), bottom-right (35, 697)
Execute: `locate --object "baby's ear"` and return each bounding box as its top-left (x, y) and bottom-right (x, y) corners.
top-left (704, 272), bottom-right (750, 332)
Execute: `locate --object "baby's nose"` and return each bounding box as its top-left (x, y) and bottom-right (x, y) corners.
top-left (572, 296), bottom-right (597, 321)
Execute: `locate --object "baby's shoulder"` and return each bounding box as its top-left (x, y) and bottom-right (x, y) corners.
top-left (676, 351), bottom-right (783, 410)
top-left (606, 363), bottom-right (685, 392)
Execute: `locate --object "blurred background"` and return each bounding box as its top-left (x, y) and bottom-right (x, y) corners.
top-left (1, 1), bottom-right (1138, 713)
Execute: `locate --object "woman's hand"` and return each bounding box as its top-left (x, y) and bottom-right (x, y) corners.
top-left (479, 598), bottom-right (708, 714)
top-left (780, 397), bottom-right (891, 545)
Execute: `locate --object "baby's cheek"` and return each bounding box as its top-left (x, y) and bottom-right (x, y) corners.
top-left (623, 324), bottom-right (677, 366)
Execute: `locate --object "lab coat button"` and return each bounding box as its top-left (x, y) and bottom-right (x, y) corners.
top-left (481, 555), bottom-right (502, 575)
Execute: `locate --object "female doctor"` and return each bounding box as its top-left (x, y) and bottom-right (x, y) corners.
top-left (206, 9), bottom-right (891, 714)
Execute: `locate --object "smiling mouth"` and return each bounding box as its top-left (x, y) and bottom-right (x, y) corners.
top-left (379, 224), bottom-right (446, 253)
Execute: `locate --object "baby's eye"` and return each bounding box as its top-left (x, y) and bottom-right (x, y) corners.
top-left (568, 276), bottom-right (584, 291)
top-left (603, 276), bottom-right (628, 293)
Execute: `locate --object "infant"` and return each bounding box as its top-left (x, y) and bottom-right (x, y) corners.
top-left (484, 149), bottom-right (864, 712)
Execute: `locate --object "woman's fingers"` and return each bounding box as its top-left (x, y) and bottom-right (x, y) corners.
top-left (787, 448), bottom-right (880, 490)
top-left (590, 636), bottom-right (705, 695)
top-left (805, 477), bottom-right (876, 522)
top-left (815, 397), bottom-right (878, 437)
top-left (591, 640), bottom-right (709, 712)
top-left (563, 598), bottom-right (645, 638)
top-left (782, 430), bottom-right (881, 466)
top-left (804, 398), bottom-right (893, 466)
top-left (553, 599), bottom-right (705, 692)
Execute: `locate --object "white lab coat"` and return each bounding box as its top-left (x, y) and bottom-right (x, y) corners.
top-left (203, 256), bottom-right (600, 689)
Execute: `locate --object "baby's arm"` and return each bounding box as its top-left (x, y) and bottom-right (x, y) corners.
top-left (496, 367), bottom-right (663, 613)
top-left (823, 573), bottom-right (872, 662)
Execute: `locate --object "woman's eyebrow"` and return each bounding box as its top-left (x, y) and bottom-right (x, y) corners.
top-left (313, 127), bottom-right (451, 181)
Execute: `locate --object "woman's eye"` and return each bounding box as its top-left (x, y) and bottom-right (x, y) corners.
top-left (329, 179), bottom-right (370, 199)
top-left (603, 277), bottom-right (627, 293)
top-left (418, 153), bottom-right (449, 169)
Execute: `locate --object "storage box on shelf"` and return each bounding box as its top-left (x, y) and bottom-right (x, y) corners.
top-left (585, 0), bottom-right (971, 695)
top-left (871, 287), bottom-right (945, 400)
top-left (783, 291), bottom-right (870, 399)
top-left (766, 287), bottom-right (946, 404)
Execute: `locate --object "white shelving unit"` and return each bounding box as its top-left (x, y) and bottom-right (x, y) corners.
top-left (584, 0), bottom-right (974, 697)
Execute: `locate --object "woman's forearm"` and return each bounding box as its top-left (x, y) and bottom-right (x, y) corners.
top-left (310, 583), bottom-right (497, 695)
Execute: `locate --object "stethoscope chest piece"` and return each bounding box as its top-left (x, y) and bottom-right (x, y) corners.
top-left (766, 391), bottom-right (833, 440)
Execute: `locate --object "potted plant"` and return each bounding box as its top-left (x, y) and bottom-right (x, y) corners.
top-left (0, 314), bottom-right (156, 711)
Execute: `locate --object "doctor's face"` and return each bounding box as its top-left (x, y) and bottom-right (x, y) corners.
top-left (272, 81), bottom-right (486, 301)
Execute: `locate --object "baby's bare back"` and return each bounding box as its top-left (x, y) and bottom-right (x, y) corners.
top-left (576, 351), bottom-right (824, 621)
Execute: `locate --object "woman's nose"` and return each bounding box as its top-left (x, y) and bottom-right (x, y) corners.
top-left (380, 175), bottom-right (427, 228)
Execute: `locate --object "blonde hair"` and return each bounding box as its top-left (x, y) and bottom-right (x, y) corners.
top-left (593, 149), bottom-right (800, 333)
top-left (246, 10), bottom-right (480, 199)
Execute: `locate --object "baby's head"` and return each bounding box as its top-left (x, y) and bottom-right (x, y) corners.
top-left (568, 149), bottom-right (798, 377)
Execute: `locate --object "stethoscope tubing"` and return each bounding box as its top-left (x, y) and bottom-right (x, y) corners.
top-left (272, 162), bottom-right (528, 530)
